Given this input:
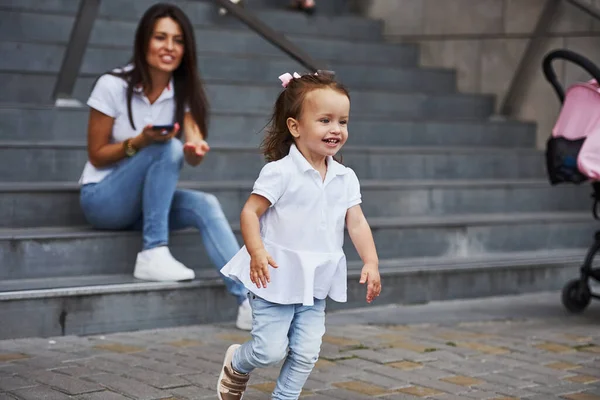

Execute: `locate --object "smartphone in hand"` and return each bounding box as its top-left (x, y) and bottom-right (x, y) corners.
top-left (152, 125), bottom-right (175, 135)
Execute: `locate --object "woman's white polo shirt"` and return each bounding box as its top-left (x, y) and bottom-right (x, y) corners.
top-left (221, 144), bottom-right (362, 306)
top-left (79, 68), bottom-right (179, 185)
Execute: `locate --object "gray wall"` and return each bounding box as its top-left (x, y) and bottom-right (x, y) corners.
top-left (354, 0), bottom-right (600, 148)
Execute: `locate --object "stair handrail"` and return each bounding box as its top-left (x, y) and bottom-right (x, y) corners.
top-left (209, 0), bottom-right (322, 73)
top-left (52, 0), bottom-right (324, 104)
top-left (565, 0), bottom-right (600, 20)
top-left (52, 0), bottom-right (100, 105)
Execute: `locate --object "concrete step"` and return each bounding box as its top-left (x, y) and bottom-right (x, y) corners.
top-left (0, 248), bottom-right (588, 339)
top-left (0, 10), bottom-right (417, 66)
top-left (1, 212), bottom-right (595, 281)
top-left (0, 142), bottom-right (545, 182)
top-left (0, 72), bottom-right (495, 116)
top-left (0, 0), bottom-right (372, 38)
top-left (0, 180), bottom-right (591, 228)
top-left (0, 105), bottom-right (534, 148)
top-left (0, 42), bottom-right (456, 93)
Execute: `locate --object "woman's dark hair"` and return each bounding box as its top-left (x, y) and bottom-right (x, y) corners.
top-left (109, 3), bottom-right (209, 136)
top-left (261, 73), bottom-right (350, 162)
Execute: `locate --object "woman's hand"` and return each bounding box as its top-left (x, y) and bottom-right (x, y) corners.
top-left (183, 139), bottom-right (210, 166)
top-left (136, 123), bottom-right (180, 147)
top-left (249, 248), bottom-right (278, 289)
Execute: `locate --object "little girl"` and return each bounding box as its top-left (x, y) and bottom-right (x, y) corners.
top-left (217, 72), bottom-right (381, 400)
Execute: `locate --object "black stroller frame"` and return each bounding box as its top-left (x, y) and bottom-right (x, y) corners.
top-left (543, 49), bottom-right (600, 313)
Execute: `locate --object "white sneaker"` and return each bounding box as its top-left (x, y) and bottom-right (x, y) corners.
top-left (235, 299), bottom-right (252, 331)
top-left (133, 246), bottom-right (195, 282)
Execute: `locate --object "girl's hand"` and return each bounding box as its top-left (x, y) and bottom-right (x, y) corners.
top-left (183, 139), bottom-right (210, 166)
top-left (140, 123), bottom-right (180, 144)
top-left (359, 263), bottom-right (381, 303)
top-left (249, 249), bottom-right (278, 289)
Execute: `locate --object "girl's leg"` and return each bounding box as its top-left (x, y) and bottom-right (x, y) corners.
top-left (168, 189), bottom-right (248, 304)
top-left (232, 295), bottom-right (293, 373)
top-left (218, 295), bottom-right (293, 399)
top-left (272, 298), bottom-right (326, 400)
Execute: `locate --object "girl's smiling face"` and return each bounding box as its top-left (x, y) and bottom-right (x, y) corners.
top-left (287, 87), bottom-right (350, 164)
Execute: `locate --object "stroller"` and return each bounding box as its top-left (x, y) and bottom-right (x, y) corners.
top-left (543, 49), bottom-right (600, 313)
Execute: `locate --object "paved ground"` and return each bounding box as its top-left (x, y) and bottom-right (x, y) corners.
top-left (1, 291), bottom-right (600, 399)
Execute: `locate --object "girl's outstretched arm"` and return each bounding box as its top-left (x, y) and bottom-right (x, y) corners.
top-left (240, 194), bottom-right (279, 289)
top-left (346, 205), bottom-right (381, 303)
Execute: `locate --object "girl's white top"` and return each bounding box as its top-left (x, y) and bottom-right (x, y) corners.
top-left (221, 144), bottom-right (362, 306)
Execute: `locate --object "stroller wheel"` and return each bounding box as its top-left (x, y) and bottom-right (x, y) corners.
top-left (562, 279), bottom-right (591, 313)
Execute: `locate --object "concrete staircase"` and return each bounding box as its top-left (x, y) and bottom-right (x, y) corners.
top-left (0, 0), bottom-right (594, 339)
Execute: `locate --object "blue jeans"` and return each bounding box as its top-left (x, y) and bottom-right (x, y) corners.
top-left (232, 294), bottom-right (326, 400)
top-left (79, 139), bottom-right (247, 304)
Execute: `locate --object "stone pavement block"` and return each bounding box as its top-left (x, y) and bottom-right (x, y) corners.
top-left (425, 350), bottom-right (467, 362)
top-left (382, 348), bottom-right (439, 362)
top-left (333, 380), bottom-right (391, 396)
top-left (76, 390), bottom-right (132, 399)
top-left (0, 363), bottom-right (44, 377)
top-left (0, 354), bottom-right (29, 362)
top-left (379, 393), bottom-right (422, 400)
top-left (299, 369), bottom-right (351, 385)
top-left (12, 356), bottom-right (70, 370)
top-left (164, 339), bottom-right (203, 348)
top-left (572, 367), bottom-right (600, 377)
top-left (349, 349), bottom-right (405, 364)
top-left (10, 386), bottom-right (72, 400)
top-left (396, 385), bottom-right (446, 397)
top-left (456, 342), bottom-right (510, 355)
top-left (431, 394), bottom-right (479, 400)
top-left (86, 373), bottom-right (172, 399)
top-left (299, 377), bottom-right (331, 392)
top-left (351, 371), bottom-right (410, 389)
top-left (120, 366), bottom-right (192, 389)
top-left (440, 375), bottom-right (485, 387)
top-left (388, 361), bottom-right (423, 371)
top-left (476, 372), bottom-right (537, 389)
top-left (29, 370), bottom-right (104, 395)
top-left (316, 387), bottom-right (376, 399)
top-left (446, 359), bottom-right (508, 376)
top-left (322, 335), bottom-right (362, 348)
top-left (525, 381), bottom-right (592, 395)
top-left (459, 389), bottom-right (513, 399)
top-left (546, 361), bottom-right (583, 371)
top-left (93, 343), bottom-right (146, 354)
top-left (0, 376), bottom-right (37, 391)
top-left (518, 361), bottom-right (577, 377)
top-left (168, 385), bottom-right (215, 399)
top-left (473, 382), bottom-right (537, 398)
top-left (179, 373), bottom-right (220, 390)
top-left (562, 393), bottom-right (600, 400)
top-left (337, 357), bottom-right (382, 370)
top-left (564, 374), bottom-right (600, 384)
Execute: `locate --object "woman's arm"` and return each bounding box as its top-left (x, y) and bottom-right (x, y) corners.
top-left (183, 112), bottom-right (210, 167)
top-left (87, 109), bottom-right (150, 168)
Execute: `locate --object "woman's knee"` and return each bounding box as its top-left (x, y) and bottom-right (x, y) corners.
top-left (177, 190), bottom-right (226, 217)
